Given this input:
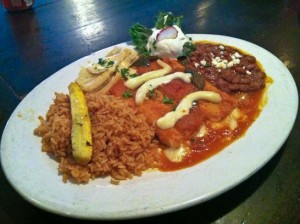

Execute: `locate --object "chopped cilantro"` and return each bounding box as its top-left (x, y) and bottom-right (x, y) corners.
top-left (129, 73), bottom-right (137, 78)
top-left (204, 62), bottom-right (211, 67)
top-left (122, 90), bottom-right (132, 98)
top-left (120, 68), bottom-right (129, 80)
top-left (177, 56), bottom-right (187, 65)
top-left (106, 60), bottom-right (114, 68)
top-left (162, 95), bottom-right (173, 104)
top-left (180, 41), bottom-right (196, 58)
top-left (98, 58), bottom-right (114, 68)
top-left (98, 58), bottom-right (106, 65)
top-left (148, 89), bottom-right (155, 98)
top-left (120, 68), bottom-right (138, 80)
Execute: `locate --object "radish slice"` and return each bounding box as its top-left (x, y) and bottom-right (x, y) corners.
top-left (156, 26), bottom-right (178, 41)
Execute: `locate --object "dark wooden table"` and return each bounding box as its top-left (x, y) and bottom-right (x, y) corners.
top-left (1, 0), bottom-right (299, 223)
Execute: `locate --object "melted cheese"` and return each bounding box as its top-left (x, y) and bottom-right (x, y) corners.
top-left (211, 108), bottom-right (243, 131)
top-left (163, 145), bottom-right (189, 162)
top-left (135, 72), bottom-right (192, 105)
top-left (196, 124), bottom-right (207, 138)
top-left (124, 59), bottom-right (172, 89)
top-left (157, 91), bottom-right (222, 129)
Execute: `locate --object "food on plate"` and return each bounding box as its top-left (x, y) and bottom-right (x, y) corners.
top-left (34, 92), bottom-right (160, 183)
top-left (68, 82), bottom-right (93, 165)
top-left (156, 90), bottom-right (222, 129)
top-left (124, 59), bottom-right (172, 89)
top-left (130, 12), bottom-right (195, 58)
top-left (34, 12), bottom-right (271, 184)
top-left (186, 42), bottom-right (266, 92)
top-left (76, 47), bottom-right (139, 93)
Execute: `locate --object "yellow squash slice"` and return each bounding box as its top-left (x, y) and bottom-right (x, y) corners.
top-left (68, 82), bottom-right (92, 165)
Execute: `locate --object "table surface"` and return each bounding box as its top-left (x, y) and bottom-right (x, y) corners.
top-left (0, 0), bottom-right (299, 223)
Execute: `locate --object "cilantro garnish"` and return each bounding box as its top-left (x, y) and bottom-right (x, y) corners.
top-left (129, 12), bottom-right (184, 57)
top-left (98, 58), bottom-right (114, 68)
top-left (129, 23), bottom-right (152, 56)
top-left (180, 41), bottom-right (196, 57)
top-left (120, 68), bottom-right (138, 81)
top-left (162, 95), bottom-right (174, 104)
top-left (155, 12), bottom-right (183, 29)
top-left (122, 90), bottom-right (132, 98)
top-left (148, 89), bottom-right (155, 98)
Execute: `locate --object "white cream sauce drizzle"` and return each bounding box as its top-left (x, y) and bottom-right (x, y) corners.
top-left (157, 91), bottom-right (222, 129)
top-left (135, 72), bottom-right (192, 105)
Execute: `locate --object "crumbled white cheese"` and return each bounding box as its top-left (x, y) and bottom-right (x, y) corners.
top-left (200, 60), bottom-right (207, 66)
top-left (211, 54), bottom-right (241, 69)
top-left (233, 58), bottom-right (241, 64)
top-left (234, 52), bottom-right (243, 58)
top-left (215, 56), bottom-right (221, 62)
top-left (227, 61), bottom-right (234, 68)
top-left (211, 57), bottom-right (227, 69)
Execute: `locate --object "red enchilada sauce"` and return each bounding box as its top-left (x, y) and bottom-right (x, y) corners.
top-left (109, 42), bottom-right (269, 172)
top-left (159, 88), bottom-right (264, 171)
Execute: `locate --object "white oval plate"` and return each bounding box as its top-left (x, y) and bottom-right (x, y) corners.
top-left (1, 35), bottom-right (298, 220)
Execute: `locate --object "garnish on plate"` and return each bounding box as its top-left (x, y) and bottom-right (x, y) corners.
top-left (129, 12), bottom-right (195, 58)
